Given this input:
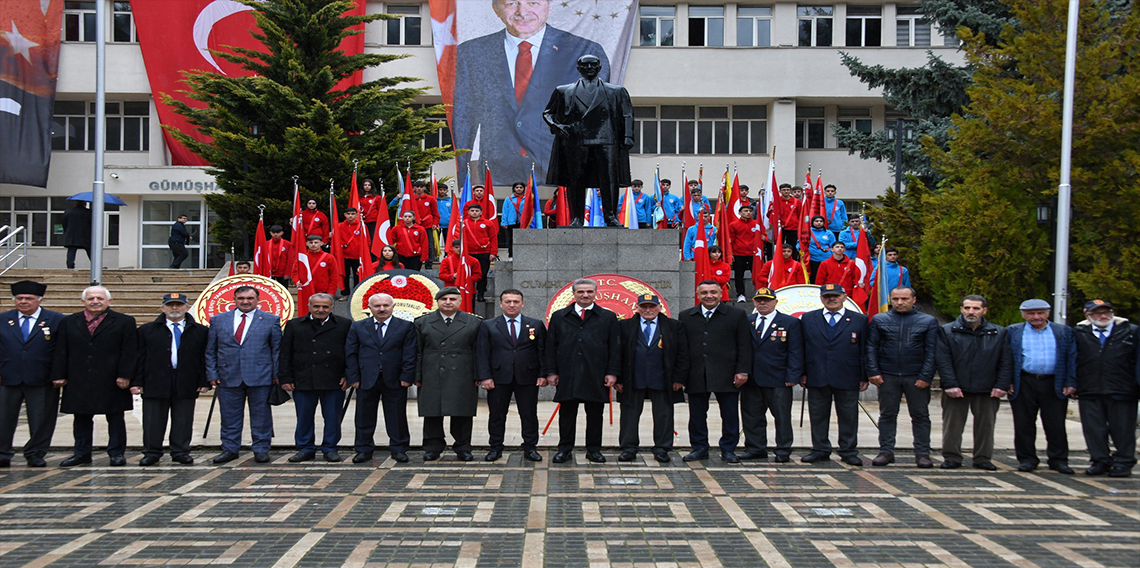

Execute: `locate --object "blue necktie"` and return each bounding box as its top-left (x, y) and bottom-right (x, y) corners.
top-left (173, 322), bottom-right (182, 350)
top-left (1097, 328), bottom-right (1107, 345)
top-left (828, 312), bottom-right (838, 327)
top-left (643, 320), bottom-right (653, 345)
top-left (20, 316), bottom-right (31, 341)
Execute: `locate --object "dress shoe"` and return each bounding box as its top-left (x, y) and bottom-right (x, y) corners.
top-left (841, 455), bottom-right (863, 466)
top-left (552, 451), bottom-right (572, 463)
top-left (60, 455), bottom-right (92, 467)
top-left (801, 451), bottom-right (830, 463)
top-left (109, 455), bottom-right (126, 467)
top-left (254, 452), bottom-right (271, 463)
top-left (618, 451), bottom-right (637, 462)
top-left (323, 451), bottom-right (343, 463)
top-left (171, 455), bottom-right (194, 465)
top-left (940, 460), bottom-right (961, 470)
top-left (1049, 462), bottom-right (1074, 475)
top-left (653, 450), bottom-right (671, 463)
top-left (915, 455), bottom-right (933, 469)
top-left (682, 450), bottom-right (709, 462)
top-left (973, 461), bottom-right (997, 471)
top-left (139, 455), bottom-right (160, 466)
top-left (288, 452), bottom-right (315, 463)
top-left (0, 459), bottom-right (9, 468)
top-left (739, 450), bottom-right (768, 461)
top-left (213, 451), bottom-right (239, 464)
top-left (872, 452), bottom-right (894, 466)
top-left (391, 452), bottom-right (409, 463)
top-left (1017, 462), bottom-right (1037, 472)
top-left (27, 456), bottom-right (48, 468)
top-left (423, 451), bottom-right (441, 462)
top-left (568, 218), bottom-right (584, 228)
top-left (456, 451), bottom-right (474, 462)
top-left (774, 455), bottom-right (791, 463)
top-left (1108, 465), bottom-right (1132, 478)
top-left (721, 452), bottom-right (741, 464)
top-left (352, 452), bottom-right (374, 464)
top-left (604, 214), bottom-right (623, 227)
top-left (586, 451), bottom-right (606, 463)
top-left (523, 450), bottom-right (543, 462)
top-left (484, 450), bottom-right (503, 462)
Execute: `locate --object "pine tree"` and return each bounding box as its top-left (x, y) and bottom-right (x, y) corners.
top-left (163, 0), bottom-right (459, 249)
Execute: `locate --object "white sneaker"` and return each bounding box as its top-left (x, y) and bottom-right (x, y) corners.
top-left (736, 295), bottom-right (746, 303)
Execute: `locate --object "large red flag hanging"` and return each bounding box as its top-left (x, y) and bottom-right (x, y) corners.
top-left (396, 165), bottom-right (415, 218)
top-left (852, 225), bottom-right (874, 310)
top-left (768, 225), bottom-right (787, 289)
top-left (726, 172), bottom-right (743, 224)
top-left (799, 166), bottom-right (815, 256)
top-left (347, 170), bottom-right (375, 279)
top-left (481, 167), bottom-right (500, 241)
top-left (252, 216), bottom-right (270, 277)
top-left (0, 0), bottom-right (64, 187)
top-left (682, 168), bottom-right (696, 229)
top-left (715, 185), bottom-right (733, 266)
top-left (369, 183), bottom-right (392, 257)
top-left (693, 221), bottom-right (711, 306)
top-left (446, 191), bottom-right (463, 254)
top-left (555, 187), bottom-right (572, 227)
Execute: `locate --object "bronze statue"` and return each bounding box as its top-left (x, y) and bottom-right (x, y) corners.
top-left (543, 55), bottom-right (634, 227)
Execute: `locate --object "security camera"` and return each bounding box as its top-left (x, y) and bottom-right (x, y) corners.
top-left (109, 173), bottom-right (119, 179)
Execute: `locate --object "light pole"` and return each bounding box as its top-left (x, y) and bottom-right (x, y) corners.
top-left (888, 119), bottom-right (914, 195)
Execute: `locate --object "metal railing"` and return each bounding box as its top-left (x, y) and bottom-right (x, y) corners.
top-left (0, 225), bottom-right (29, 275)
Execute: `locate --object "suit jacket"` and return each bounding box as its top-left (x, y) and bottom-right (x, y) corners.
top-left (748, 311), bottom-right (804, 388)
top-left (452, 25), bottom-right (610, 185)
top-left (801, 309), bottom-right (868, 390)
top-left (345, 316), bottom-right (417, 391)
top-left (134, 314), bottom-right (209, 399)
top-left (205, 310), bottom-right (282, 388)
top-left (52, 309), bottom-right (138, 414)
top-left (1007, 321), bottom-right (1076, 400)
top-left (474, 315), bottom-right (546, 385)
top-left (414, 311), bottom-right (481, 417)
top-left (0, 308), bottom-right (65, 387)
top-left (617, 316), bottom-right (688, 403)
top-left (278, 314), bottom-right (352, 391)
top-left (544, 304), bottom-right (621, 404)
top-left (678, 303), bottom-right (752, 393)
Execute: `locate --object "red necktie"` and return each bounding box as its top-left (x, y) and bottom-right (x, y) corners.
top-left (235, 313), bottom-right (247, 344)
top-left (515, 41), bottom-right (533, 106)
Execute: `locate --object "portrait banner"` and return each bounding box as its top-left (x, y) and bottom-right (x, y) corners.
top-left (432, 0), bottom-right (638, 189)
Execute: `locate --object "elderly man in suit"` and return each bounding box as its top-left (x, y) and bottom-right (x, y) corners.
top-left (346, 293), bottom-right (418, 464)
top-left (205, 285), bottom-right (282, 464)
top-left (133, 293), bottom-right (210, 466)
top-left (800, 284), bottom-right (868, 466)
top-left (475, 289), bottom-right (546, 462)
top-left (0, 281), bottom-right (66, 468)
top-left (453, 0), bottom-right (610, 186)
top-left (414, 287), bottom-right (482, 462)
top-left (52, 286), bottom-right (138, 467)
top-left (740, 288), bottom-right (803, 463)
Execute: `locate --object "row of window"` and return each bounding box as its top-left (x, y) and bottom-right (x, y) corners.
top-left (63, 1), bottom-right (136, 43)
top-left (0, 196), bottom-right (119, 248)
top-left (51, 101), bottom-right (150, 152)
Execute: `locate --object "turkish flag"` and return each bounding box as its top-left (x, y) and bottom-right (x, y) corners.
top-left (131, 1), bottom-right (366, 166)
top-left (0, 0), bottom-right (63, 187)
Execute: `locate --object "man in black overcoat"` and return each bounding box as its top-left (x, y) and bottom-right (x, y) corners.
top-left (51, 286), bottom-right (137, 467)
top-left (545, 278), bottom-right (620, 463)
top-left (741, 288), bottom-right (804, 463)
top-left (678, 280), bottom-right (752, 463)
top-left (62, 201), bottom-right (91, 269)
top-left (133, 293), bottom-right (209, 466)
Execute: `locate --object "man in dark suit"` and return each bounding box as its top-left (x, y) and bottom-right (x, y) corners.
top-left (205, 285), bottom-right (282, 464)
top-left (168, 214), bottom-right (191, 268)
top-left (545, 278), bottom-right (620, 463)
top-left (345, 293), bottom-right (418, 464)
top-left (800, 284), bottom-right (868, 466)
top-left (414, 287), bottom-right (482, 462)
top-left (0, 280), bottom-right (65, 468)
top-left (741, 288), bottom-right (803, 463)
top-left (52, 286), bottom-right (138, 467)
top-left (453, 0), bottom-right (610, 186)
top-left (617, 294), bottom-right (688, 463)
top-left (62, 201), bottom-right (91, 269)
top-left (1072, 299), bottom-right (1138, 477)
top-left (678, 280), bottom-right (752, 463)
top-left (475, 289), bottom-right (546, 462)
top-left (133, 293), bottom-right (210, 466)
top-left (278, 293), bottom-right (352, 463)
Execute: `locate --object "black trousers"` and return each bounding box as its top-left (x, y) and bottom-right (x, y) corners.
top-left (808, 386), bottom-right (860, 457)
top-left (877, 374), bottom-right (932, 455)
top-left (504, 223), bottom-right (520, 258)
top-left (486, 381), bottom-right (539, 451)
top-left (72, 412), bottom-right (126, 458)
top-left (423, 416), bottom-right (473, 453)
top-left (740, 383), bottom-right (793, 457)
top-left (1011, 373), bottom-right (1069, 466)
top-left (687, 391), bottom-right (740, 454)
top-left (472, 253), bottom-right (491, 298)
top-left (142, 397), bottom-right (196, 458)
top-left (65, 246), bottom-right (90, 269)
top-left (399, 255), bottom-right (423, 271)
top-left (1078, 395), bottom-right (1138, 468)
top-left (0, 384), bottom-right (58, 461)
top-left (354, 382), bottom-right (409, 454)
top-left (343, 259), bottom-right (361, 293)
top-left (731, 256), bottom-right (752, 299)
top-left (557, 400), bottom-right (605, 453)
top-left (169, 242), bottom-right (189, 268)
top-left (808, 260), bottom-right (822, 282)
top-left (618, 388), bottom-right (674, 452)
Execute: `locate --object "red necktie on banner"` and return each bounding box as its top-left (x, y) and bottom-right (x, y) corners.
top-left (515, 41), bottom-right (533, 105)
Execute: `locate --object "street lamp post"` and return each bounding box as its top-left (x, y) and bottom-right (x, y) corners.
top-left (889, 119), bottom-right (914, 195)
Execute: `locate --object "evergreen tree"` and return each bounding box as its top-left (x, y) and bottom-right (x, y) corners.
top-left (163, 0), bottom-right (458, 248)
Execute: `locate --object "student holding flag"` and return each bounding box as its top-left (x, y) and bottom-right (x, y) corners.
top-left (683, 210), bottom-right (717, 261)
top-left (618, 180), bottom-right (655, 228)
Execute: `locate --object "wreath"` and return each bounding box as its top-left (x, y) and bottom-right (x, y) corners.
top-left (354, 273), bottom-right (438, 321)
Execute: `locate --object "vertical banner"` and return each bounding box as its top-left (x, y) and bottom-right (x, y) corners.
top-left (0, 0), bottom-right (63, 187)
top-left (434, 0), bottom-right (638, 189)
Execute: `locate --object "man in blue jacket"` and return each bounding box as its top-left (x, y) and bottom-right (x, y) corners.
top-left (1007, 299), bottom-right (1076, 474)
top-left (740, 288), bottom-right (803, 462)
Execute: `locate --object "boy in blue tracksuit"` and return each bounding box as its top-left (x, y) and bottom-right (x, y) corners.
top-left (683, 211), bottom-right (718, 260)
top-left (618, 179), bottom-right (657, 228)
top-left (821, 184), bottom-right (848, 235)
top-left (798, 215), bottom-right (836, 282)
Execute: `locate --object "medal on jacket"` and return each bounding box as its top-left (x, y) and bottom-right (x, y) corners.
top-left (657, 337), bottom-right (663, 349)
top-left (779, 329), bottom-right (786, 342)
top-left (528, 327), bottom-right (536, 341)
top-left (851, 331), bottom-right (858, 343)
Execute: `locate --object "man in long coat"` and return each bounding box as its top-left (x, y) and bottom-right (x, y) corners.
top-left (52, 286), bottom-right (137, 467)
top-left (414, 287), bottom-right (481, 462)
top-left (545, 278), bottom-right (621, 463)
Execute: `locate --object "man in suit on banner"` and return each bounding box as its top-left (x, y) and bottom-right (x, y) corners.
top-left (740, 288), bottom-right (804, 463)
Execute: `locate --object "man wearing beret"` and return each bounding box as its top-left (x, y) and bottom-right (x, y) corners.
top-left (1073, 299), bottom-right (1138, 477)
top-left (0, 281), bottom-right (66, 467)
top-left (414, 287), bottom-right (482, 462)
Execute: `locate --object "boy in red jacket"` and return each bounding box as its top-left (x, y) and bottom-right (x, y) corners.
top-left (814, 241), bottom-right (857, 291)
top-left (298, 235), bottom-right (336, 316)
top-left (463, 203), bottom-right (495, 302)
top-left (390, 210), bottom-right (428, 270)
top-left (336, 208), bottom-right (367, 296)
top-left (268, 225), bottom-right (294, 287)
top-left (757, 243), bottom-right (807, 289)
top-left (439, 239), bottom-right (483, 289)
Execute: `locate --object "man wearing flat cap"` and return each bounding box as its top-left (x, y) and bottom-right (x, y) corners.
top-left (414, 287), bottom-right (482, 462)
top-left (133, 293), bottom-right (210, 466)
top-left (1006, 298), bottom-right (1076, 474)
top-left (0, 281), bottom-right (66, 468)
top-left (741, 288), bottom-right (803, 463)
top-left (1073, 299), bottom-right (1138, 477)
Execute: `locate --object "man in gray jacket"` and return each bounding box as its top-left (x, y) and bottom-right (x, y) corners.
top-left (414, 287), bottom-right (481, 462)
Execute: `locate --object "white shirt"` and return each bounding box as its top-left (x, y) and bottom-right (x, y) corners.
top-left (702, 305), bottom-right (718, 319)
top-left (233, 309), bottom-right (255, 343)
top-left (640, 317), bottom-right (657, 344)
top-left (755, 311), bottom-right (774, 336)
top-left (18, 307), bottom-right (41, 335)
top-left (374, 317), bottom-right (390, 338)
top-left (167, 318), bottom-right (183, 369)
top-left (824, 308), bottom-right (846, 324)
top-left (503, 25), bottom-right (547, 87)
top-left (1093, 321), bottom-right (1114, 339)
top-left (575, 304), bottom-right (594, 318)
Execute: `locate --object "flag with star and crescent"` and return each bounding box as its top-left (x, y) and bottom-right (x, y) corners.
top-left (0, 0), bottom-right (63, 187)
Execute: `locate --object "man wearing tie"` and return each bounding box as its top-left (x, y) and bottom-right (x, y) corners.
top-left (800, 284), bottom-right (868, 466)
top-left (0, 281), bottom-right (65, 468)
top-left (1073, 299), bottom-right (1138, 477)
top-left (345, 293), bottom-right (418, 464)
top-left (740, 288), bottom-right (804, 463)
top-left (205, 286), bottom-right (282, 464)
top-left (475, 289), bottom-right (546, 462)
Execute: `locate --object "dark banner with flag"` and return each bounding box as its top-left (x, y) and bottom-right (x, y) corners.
top-left (0, 0), bottom-right (63, 187)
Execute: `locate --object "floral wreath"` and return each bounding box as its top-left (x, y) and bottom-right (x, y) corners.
top-left (351, 273), bottom-right (439, 322)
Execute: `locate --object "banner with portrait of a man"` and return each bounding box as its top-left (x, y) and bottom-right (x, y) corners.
top-left (430, 0), bottom-right (638, 188)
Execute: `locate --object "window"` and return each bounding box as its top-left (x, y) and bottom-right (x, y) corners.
top-left (845, 6), bottom-right (881, 47)
top-left (385, 5), bottom-right (422, 46)
top-left (630, 105), bottom-right (767, 155)
top-left (737, 7), bottom-right (772, 47)
top-left (112, 1), bottom-right (137, 42)
top-left (942, 26), bottom-right (959, 46)
top-left (688, 6), bottom-right (724, 47)
top-left (639, 6), bottom-right (675, 46)
top-left (409, 103), bottom-right (452, 150)
top-left (63, 1), bottom-right (96, 42)
top-left (142, 201), bottom-right (201, 268)
top-left (0, 196), bottom-right (118, 248)
top-left (795, 107), bottom-right (825, 149)
top-left (836, 107), bottom-right (872, 148)
top-left (895, 6), bottom-right (931, 47)
top-left (51, 100), bottom-right (150, 152)
top-left (798, 6), bottom-right (833, 47)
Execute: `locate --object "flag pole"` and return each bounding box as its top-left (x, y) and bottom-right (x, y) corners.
top-left (89, 0), bottom-right (107, 284)
top-left (1053, 0), bottom-right (1079, 323)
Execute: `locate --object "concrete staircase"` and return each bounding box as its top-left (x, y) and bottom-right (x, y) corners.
top-left (0, 269), bottom-right (222, 322)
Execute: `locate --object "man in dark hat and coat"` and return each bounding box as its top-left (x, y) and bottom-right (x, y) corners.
top-left (414, 287), bottom-right (482, 462)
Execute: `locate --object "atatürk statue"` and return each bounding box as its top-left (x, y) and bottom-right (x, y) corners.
top-left (543, 55), bottom-right (634, 227)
